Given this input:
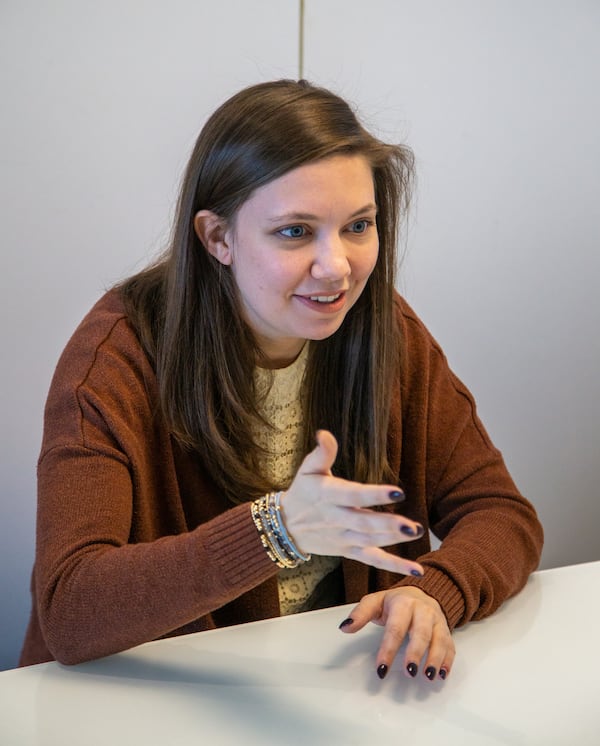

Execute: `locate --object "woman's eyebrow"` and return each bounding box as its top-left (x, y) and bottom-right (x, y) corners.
top-left (267, 203), bottom-right (377, 224)
top-left (349, 203), bottom-right (378, 218)
top-left (267, 212), bottom-right (319, 223)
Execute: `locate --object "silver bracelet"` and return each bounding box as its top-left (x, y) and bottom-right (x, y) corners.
top-left (251, 492), bottom-right (311, 568)
top-left (250, 497), bottom-right (292, 568)
top-left (270, 491), bottom-right (311, 563)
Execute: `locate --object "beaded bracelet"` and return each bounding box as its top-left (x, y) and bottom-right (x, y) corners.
top-left (251, 491), bottom-right (311, 569)
top-left (270, 491), bottom-right (311, 562)
top-left (252, 496), bottom-right (295, 568)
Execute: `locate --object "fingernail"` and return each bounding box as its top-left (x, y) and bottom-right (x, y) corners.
top-left (425, 666), bottom-right (436, 680)
top-left (377, 664), bottom-right (388, 680)
top-left (400, 523), bottom-right (425, 537)
top-left (406, 662), bottom-right (418, 678)
top-left (338, 617), bottom-right (353, 630)
top-left (410, 569), bottom-right (424, 577)
top-left (439, 668), bottom-right (447, 680)
top-left (388, 490), bottom-right (405, 501)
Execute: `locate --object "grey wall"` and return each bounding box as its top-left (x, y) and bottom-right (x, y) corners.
top-left (1, 0), bottom-right (598, 670)
top-left (305, 0), bottom-right (600, 571)
top-left (0, 0), bottom-right (298, 671)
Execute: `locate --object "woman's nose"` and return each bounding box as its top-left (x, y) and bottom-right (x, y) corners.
top-left (311, 236), bottom-right (351, 281)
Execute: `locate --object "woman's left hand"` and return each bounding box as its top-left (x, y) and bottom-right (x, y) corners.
top-left (339, 586), bottom-right (455, 681)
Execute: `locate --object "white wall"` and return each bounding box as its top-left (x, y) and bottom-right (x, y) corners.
top-left (305, 0), bottom-right (600, 571)
top-left (0, 0), bottom-right (298, 671)
top-left (2, 0), bottom-right (599, 671)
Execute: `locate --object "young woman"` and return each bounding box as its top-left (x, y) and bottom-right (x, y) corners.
top-left (20, 80), bottom-right (543, 682)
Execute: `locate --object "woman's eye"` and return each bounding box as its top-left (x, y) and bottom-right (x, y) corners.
top-left (278, 225), bottom-right (307, 239)
top-left (349, 219), bottom-right (371, 234)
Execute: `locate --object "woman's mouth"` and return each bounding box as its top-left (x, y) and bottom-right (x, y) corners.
top-left (295, 291), bottom-right (347, 313)
top-left (309, 293), bottom-right (342, 303)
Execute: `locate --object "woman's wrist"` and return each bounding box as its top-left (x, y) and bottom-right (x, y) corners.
top-left (251, 491), bottom-right (311, 569)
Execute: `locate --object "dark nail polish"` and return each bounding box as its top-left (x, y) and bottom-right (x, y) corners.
top-left (338, 617), bottom-right (353, 630)
top-left (406, 662), bottom-right (418, 678)
top-left (377, 664), bottom-right (388, 680)
top-left (410, 569), bottom-right (424, 577)
top-left (439, 668), bottom-right (447, 680)
top-left (400, 523), bottom-right (424, 537)
top-left (425, 666), bottom-right (436, 680)
top-left (388, 490), bottom-right (405, 501)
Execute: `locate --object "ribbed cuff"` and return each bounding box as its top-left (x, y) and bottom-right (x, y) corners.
top-left (201, 502), bottom-right (278, 591)
top-left (393, 565), bottom-right (466, 629)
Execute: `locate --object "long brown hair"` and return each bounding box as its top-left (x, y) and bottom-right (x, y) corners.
top-left (120, 80), bottom-right (414, 502)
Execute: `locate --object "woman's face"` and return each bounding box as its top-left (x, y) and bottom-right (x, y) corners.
top-left (198, 154), bottom-right (379, 367)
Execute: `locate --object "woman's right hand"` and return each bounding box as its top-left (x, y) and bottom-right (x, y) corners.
top-left (280, 430), bottom-right (425, 576)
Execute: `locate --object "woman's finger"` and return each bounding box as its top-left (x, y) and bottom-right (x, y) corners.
top-left (337, 590), bottom-right (387, 632)
top-left (418, 621), bottom-right (456, 681)
top-left (375, 606), bottom-right (414, 679)
top-left (320, 481), bottom-right (408, 510)
top-left (437, 645), bottom-right (456, 680)
top-left (346, 546), bottom-right (424, 576)
top-left (402, 601), bottom-right (453, 681)
top-left (337, 507), bottom-right (424, 544)
top-left (402, 610), bottom-right (435, 679)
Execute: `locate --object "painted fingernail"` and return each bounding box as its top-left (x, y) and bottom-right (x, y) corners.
top-left (410, 569), bottom-right (424, 577)
top-left (388, 490), bottom-right (405, 501)
top-left (439, 668), bottom-right (447, 680)
top-left (425, 666), bottom-right (436, 680)
top-left (377, 664), bottom-right (388, 680)
top-left (400, 523), bottom-right (425, 537)
top-left (400, 525), bottom-right (417, 536)
top-left (338, 617), bottom-right (353, 630)
top-left (406, 662), bottom-right (418, 678)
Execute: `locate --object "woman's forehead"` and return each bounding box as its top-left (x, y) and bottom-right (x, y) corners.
top-left (238, 154), bottom-right (376, 217)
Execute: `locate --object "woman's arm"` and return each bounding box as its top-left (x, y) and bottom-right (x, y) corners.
top-left (339, 297), bottom-right (543, 680)
top-left (35, 443), bottom-right (277, 665)
top-left (29, 294), bottom-right (279, 665)
top-left (394, 297), bottom-right (543, 628)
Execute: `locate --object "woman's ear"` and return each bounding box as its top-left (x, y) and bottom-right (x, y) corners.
top-left (193, 210), bottom-right (233, 266)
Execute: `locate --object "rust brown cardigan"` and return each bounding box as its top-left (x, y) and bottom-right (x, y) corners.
top-left (20, 291), bottom-right (543, 666)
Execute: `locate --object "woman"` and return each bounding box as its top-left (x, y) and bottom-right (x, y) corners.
top-left (20, 80), bottom-right (543, 681)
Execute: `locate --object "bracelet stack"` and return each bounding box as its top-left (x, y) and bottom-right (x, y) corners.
top-left (251, 491), bottom-right (311, 569)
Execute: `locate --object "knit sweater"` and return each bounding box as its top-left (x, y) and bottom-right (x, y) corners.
top-left (252, 345), bottom-right (341, 615)
top-left (20, 290), bottom-right (543, 666)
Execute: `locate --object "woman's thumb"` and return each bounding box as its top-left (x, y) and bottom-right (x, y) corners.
top-left (300, 429), bottom-right (338, 476)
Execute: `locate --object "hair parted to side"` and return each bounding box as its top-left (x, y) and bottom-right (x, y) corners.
top-left (120, 79), bottom-right (415, 503)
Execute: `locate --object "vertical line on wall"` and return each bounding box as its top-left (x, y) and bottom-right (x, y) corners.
top-left (298, 0), bottom-right (305, 79)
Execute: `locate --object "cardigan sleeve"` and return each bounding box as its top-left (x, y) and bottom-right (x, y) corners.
top-left (31, 294), bottom-right (278, 665)
top-left (391, 297), bottom-right (544, 629)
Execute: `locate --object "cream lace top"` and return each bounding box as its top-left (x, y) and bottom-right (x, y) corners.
top-left (252, 345), bottom-right (340, 615)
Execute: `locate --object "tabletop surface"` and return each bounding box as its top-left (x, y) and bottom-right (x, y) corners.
top-left (1, 561), bottom-right (599, 745)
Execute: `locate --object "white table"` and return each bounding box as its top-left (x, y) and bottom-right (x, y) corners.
top-left (1, 561), bottom-right (599, 745)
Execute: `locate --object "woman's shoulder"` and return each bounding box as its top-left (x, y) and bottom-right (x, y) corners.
top-left (391, 290), bottom-right (465, 398)
top-left (58, 289), bottom-right (143, 371)
top-left (47, 289), bottom-right (153, 410)
top-left (40, 289), bottom-right (157, 458)
top-left (75, 287), bottom-right (131, 340)
top-left (392, 291), bottom-right (443, 359)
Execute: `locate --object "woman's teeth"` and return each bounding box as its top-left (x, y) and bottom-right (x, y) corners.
top-left (309, 294), bottom-right (341, 303)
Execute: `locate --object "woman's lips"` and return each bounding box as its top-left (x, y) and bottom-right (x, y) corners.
top-left (294, 291), bottom-right (347, 313)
